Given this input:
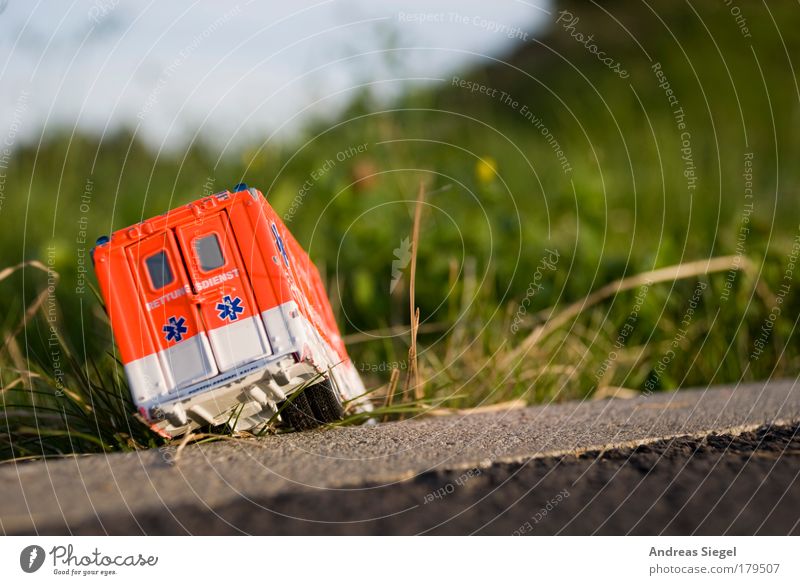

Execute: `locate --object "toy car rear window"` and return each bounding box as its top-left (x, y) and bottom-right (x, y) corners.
top-left (145, 250), bottom-right (174, 289)
top-left (194, 234), bottom-right (225, 271)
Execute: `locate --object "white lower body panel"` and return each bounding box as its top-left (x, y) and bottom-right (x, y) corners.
top-left (207, 314), bottom-right (271, 372)
top-left (126, 332), bottom-right (218, 404)
top-left (125, 301), bottom-right (369, 435)
top-left (162, 333), bottom-right (218, 390)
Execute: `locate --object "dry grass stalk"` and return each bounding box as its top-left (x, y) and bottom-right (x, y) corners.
top-left (1, 261), bottom-right (56, 359)
top-left (403, 181), bottom-right (426, 403)
top-left (172, 431), bottom-right (196, 464)
top-left (592, 386), bottom-right (639, 400)
top-left (425, 398), bottom-right (528, 417)
top-left (6, 337), bottom-right (27, 375)
top-left (504, 255), bottom-right (754, 368)
top-left (381, 367), bottom-right (401, 422)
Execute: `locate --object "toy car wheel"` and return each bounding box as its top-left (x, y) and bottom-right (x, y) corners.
top-left (278, 390), bottom-right (319, 431)
top-left (305, 379), bottom-right (345, 423)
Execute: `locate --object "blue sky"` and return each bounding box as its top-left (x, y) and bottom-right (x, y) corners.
top-left (0, 0), bottom-right (550, 152)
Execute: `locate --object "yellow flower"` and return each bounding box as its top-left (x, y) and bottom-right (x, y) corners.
top-left (475, 157), bottom-right (498, 184)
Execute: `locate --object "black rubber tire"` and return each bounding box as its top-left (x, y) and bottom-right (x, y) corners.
top-left (278, 390), bottom-right (319, 431)
top-left (305, 379), bottom-right (345, 424)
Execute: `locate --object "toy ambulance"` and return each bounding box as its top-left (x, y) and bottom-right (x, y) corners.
top-left (92, 184), bottom-right (367, 437)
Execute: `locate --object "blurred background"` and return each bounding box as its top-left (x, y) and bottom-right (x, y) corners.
top-left (1, 0), bottom-right (799, 455)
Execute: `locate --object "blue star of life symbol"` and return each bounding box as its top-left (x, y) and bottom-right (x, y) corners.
top-left (217, 295), bottom-right (244, 321)
top-left (163, 316), bottom-right (188, 342)
top-left (271, 222), bottom-right (289, 267)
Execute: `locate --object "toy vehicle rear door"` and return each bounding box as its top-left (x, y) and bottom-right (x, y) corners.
top-left (175, 211), bottom-right (272, 372)
top-left (127, 231), bottom-right (219, 391)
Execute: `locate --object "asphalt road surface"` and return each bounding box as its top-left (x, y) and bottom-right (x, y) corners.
top-left (2, 379), bottom-right (799, 535)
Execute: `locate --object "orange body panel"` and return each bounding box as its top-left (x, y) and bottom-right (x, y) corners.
top-left (92, 187), bottom-right (347, 367)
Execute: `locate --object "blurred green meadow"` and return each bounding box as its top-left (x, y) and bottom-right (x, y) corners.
top-left (2, 0), bottom-right (799, 459)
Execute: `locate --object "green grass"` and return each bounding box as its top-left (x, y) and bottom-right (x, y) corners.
top-left (2, 0), bottom-right (799, 460)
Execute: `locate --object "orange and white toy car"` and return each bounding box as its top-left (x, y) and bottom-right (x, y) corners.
top-left (92, 184), bottom-right (367, 437)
